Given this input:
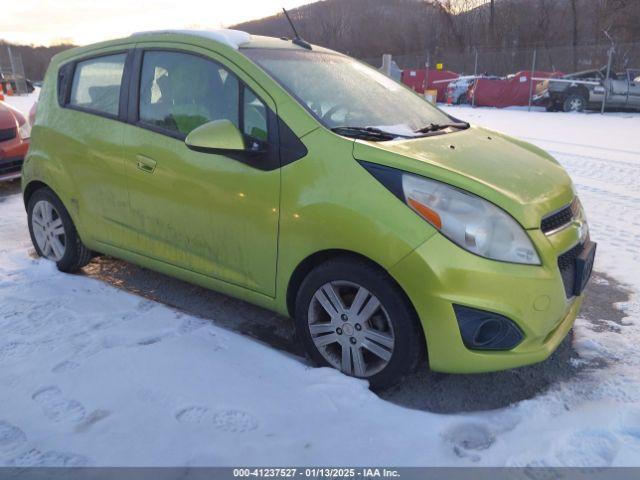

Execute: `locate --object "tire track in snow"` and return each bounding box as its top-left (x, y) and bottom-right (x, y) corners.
top-left (553, 153), bottom-right (640, 192)
top-left (522, 136), bottom-right (640, 158)
top-left (524, 134), bottom-right (640, 265)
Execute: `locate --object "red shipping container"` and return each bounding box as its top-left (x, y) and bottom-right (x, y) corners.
top-left (401, 69), bottom-right (459, 103)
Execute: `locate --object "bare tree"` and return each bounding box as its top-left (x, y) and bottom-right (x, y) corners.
top-left (4, 0), bottom-right (639, 80)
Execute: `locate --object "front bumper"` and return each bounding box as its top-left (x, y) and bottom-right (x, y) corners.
top-left (532, 90), bottom-right (550, 102)
top-left (0, 156), bottom-right (24, 181)
top-left (390, 229), bottom-right (586, 374)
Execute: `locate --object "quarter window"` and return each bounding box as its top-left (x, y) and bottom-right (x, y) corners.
top-left (139, 51), bottom-right (240, 136)
top-left (243, 89), bottom-right (267, 142)
top-left (69, 53), bottom-right (126, 116)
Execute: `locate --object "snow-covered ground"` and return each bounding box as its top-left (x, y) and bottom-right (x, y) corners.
top-left (1, 92), bottom-right (640, 466)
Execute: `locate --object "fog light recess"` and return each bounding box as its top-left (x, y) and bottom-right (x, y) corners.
top-left (453, 305), bottom-right (524, 351)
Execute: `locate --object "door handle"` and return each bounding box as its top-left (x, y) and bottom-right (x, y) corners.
top-left (136, 155), bottom-right (157, 174)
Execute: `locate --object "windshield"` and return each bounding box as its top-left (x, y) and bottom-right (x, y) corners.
top-left (242, 48), bottom-right (452, 135)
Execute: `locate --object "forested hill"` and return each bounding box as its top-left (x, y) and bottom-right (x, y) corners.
top-left (233, 0), bottom-right (640, 67)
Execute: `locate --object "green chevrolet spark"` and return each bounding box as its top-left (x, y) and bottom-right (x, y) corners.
top-left (22, 29), bottom-right (596, 388)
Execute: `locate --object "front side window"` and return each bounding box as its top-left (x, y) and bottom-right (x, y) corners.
top-left (242, 49), bottom-right (451, 134)
top-left (69, 53), bottom-right (126, 116)
top-left (139, 51), bottom-right (240, 136)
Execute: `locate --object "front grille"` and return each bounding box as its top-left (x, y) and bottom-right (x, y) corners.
top-left (0, 158), bottom-right (23, 176)
top-left (558, 241), bottom-right (585, 298)
top-left (541, 198), bottom-right (580, 234)
top-left (0, 127), bottom-right (17, 142)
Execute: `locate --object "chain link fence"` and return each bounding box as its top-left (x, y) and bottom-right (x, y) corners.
top-left (363, 42), bottom-right (640, 77)
top-left (362, 41), bottom-right (640, 112)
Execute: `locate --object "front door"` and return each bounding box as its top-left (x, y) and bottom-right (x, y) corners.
top-left (121, 47), bottom-right (280, 295)
top-left (607, 73), bottom-right (629, 107)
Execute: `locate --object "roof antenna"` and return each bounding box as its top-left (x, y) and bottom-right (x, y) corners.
top-left (282, 7), bottom-right (312, 50)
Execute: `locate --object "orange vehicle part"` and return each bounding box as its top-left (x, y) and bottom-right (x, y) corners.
top-left (0, 101), bottom-right (29, 180)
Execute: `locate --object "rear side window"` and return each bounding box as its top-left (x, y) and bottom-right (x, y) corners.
top-left (69, 53), bottom-right (126, 116)
top-left (138, 51), bottom-right (240, 136)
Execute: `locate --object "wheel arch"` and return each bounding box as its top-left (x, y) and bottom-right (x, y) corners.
top-left (287, 250), bottom-right (364, 317)
top-left (566, 85), bottom-right (589, 100)
top-left (285, 249), bottom-right (426, 348)
top-left (23, 180), bottom-right (81, 236)
top-left (23, 180), bottom-right (51, 207)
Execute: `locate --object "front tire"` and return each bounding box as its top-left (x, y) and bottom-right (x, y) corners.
top-left (27, 188), bottom-right (92, 273)
top-left (294, 258), bottom-right (424, 389)
top-left (546, 101), bottom-right (560, 112)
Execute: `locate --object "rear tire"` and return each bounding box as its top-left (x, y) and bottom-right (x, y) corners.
top-left (563, 94), bottom-right (586, 112)
top-left (294, 257), bottom-right (424, 390)
top-left (27, 188), bottom-right (92, 273)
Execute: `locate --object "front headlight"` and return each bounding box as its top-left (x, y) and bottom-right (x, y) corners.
top-left (402, 173), bottom-right (540, 264)
top-left (18, 121), bottom-right (31, 140)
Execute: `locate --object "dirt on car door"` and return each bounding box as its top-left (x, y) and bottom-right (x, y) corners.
top-left (121, 46), bottom-right (281, 296)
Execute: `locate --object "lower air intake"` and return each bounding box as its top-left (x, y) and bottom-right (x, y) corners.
top-left (453, 304), bottom-right (524, 351)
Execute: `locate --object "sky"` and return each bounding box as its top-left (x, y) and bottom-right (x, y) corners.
top-left (1, 0), bottom-right (316, 46)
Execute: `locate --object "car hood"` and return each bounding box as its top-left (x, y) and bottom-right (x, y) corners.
top-left (0, 106), bottom-right (18, 129)
top-left (564, 69), bottom-right (601, 79)
top-left (0, 102), bottom-right (25, 128)
top-left (352, 126), bottom-right (574, 229)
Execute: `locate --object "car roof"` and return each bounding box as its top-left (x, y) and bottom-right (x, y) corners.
top-left (130, 29), bottom-right (334, 52)
top-left (130, 29), bottom-right (252, 50)
top-left (52, 29), bottom-right (335, 66)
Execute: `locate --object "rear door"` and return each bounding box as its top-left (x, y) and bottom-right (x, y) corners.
top-left (627, 69), bottom-right (640, 108)
top-left (57, 50), bottom-right (132, 247)
top-left (121, 45), bottom-right (280, 295)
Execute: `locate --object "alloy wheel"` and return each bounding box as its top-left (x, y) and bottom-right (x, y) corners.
top-left (31, 200), bottom-right (66, 261)
top-left (307, 281), bottom-right (395, 378)
top-left (569, 97), bottom-right (584, 111)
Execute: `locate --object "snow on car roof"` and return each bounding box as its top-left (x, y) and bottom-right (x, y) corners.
top-left (130, 29), bottom-right (252, 50)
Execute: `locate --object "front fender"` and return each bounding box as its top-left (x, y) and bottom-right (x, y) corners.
top-left (273, 128), bottom-right (436, 313)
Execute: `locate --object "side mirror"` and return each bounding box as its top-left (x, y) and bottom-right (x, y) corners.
top-left (185, 119), bottom-right (245, 153)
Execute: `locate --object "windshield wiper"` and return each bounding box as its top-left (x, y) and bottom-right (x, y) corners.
top-left (414, 122), bottom-right (470, 134)
top-left (330, 126), bottom-right (399, 141)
